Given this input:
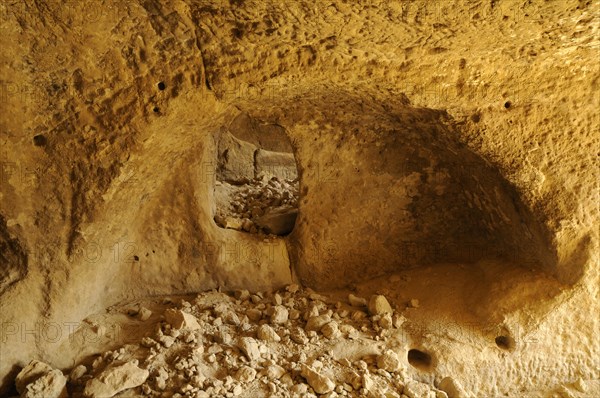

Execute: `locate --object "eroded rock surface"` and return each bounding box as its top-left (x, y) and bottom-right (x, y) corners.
top-left (0, 1), bottom-right (598, 397)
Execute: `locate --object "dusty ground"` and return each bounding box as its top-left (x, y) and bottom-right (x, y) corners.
top-left (0, 0), bottom-right (599, 397)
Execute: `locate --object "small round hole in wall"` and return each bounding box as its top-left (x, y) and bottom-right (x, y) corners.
top-left (495, 335), bottom-right (515, 350)
top-left (33, 134), bottom-right (47, 146)
top-left (408, 349), bottom-right (433, 371)
top-left (153, 106), bottom-right (160, 113)
top-left (504, 101), bottom-right (512, 109)
top-left (157, 81), bottom-right (166, 91)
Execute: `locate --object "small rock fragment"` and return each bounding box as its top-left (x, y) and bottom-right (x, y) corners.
top-left (434, 390), bottom-right (449, 398)
top-left (291, 383), bottom-right (308, 395)
top-left (368, 295), bottom-right (393, 315)
top-left (339, 324), bottom-right (360, 339)
top-left (237, 337), bottom-right (261, 361)
top-left (159, 335), bottom-right (175, 348)
top-left (234, 289), bottom-right (250, 300)
top-left (271, 305), bottom-right (289, 324)
top-left (347, 371), bottom-right (362, 390)
top-left (266, 364), bottom-right (286, 380)
top-left (362, 373), bottom-right (376, 394)
top-left (232, 384), bottom-right (243, 396)
top-left (281, 373), bottom-right (294, 387)
top-left (377, 350), bottom-right (401, 372)
top-left (348, 294), bottom-right (367, 307)
top-left (83, 360), bottom-right (149, 398)
top-left (393, 314), bottom-right (407, 328)
top-left (305, 305), bottom-right (320, 319)
top-left (15, 360), bottom-right (55, 394)
top-left (164, 309), bottom-right (201, 330)
top-left (286, 284), bottom-right (300, 293)
top-left (305, 314), bottom-right (331, 331)
top-left (246, 308), bottom-right (262, 321)
top-left (290, 327), bottom-right (309, 344)
top-left (438, 377), bottom-right (466, 398)
top-left (137, 307), bottom-right (152, 321)
top-left (351, 311), bottom-right (367, 321)
top-left (22, 369), bottom-right (68, 398)
top-left (404, 380), bottom-right (433, 398)
top-left (235, 366), bottom-right (257, 383)
top-left (379, 313), bottom-right (393, 329)
top-left (222, 310), bottom-right (241, 325)
top-left (321, 321), bottom-right (341, 339)
top-left (69, 365), bottom-right (88, 383)
top-left (155, 367), bottom-right (168, 390)
top-left (141, 337), bottom-right (156, 348)
top-left (289, 309), bottom-right (301, 320)
top-left (301, 364), bottom-right (335, 394)
top-left (257, 324), bottom-right (281, 342)
top-left (309, 292), bottom-right (329, 302)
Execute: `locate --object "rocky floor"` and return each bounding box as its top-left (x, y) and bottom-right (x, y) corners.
top-left (14, 285), bottom-right (463, 398)
top-left (12, 281), bottom-right (598, 398)
top-left (214, 175), bottom-right (299, 236)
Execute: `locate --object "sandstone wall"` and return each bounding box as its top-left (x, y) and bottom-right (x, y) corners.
top-left (0, 0), bottom-right (597, 394)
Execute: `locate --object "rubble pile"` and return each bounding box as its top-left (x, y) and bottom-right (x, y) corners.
top-left (15, 286), bottom-right (464, 398)
top-left (214, 175), bottom-right (299, 236)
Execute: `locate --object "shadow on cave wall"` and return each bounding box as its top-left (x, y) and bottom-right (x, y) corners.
top-left (230, 90), bottom-right (560, 289)
top-left (0, 215), bottom-right (28, 295)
